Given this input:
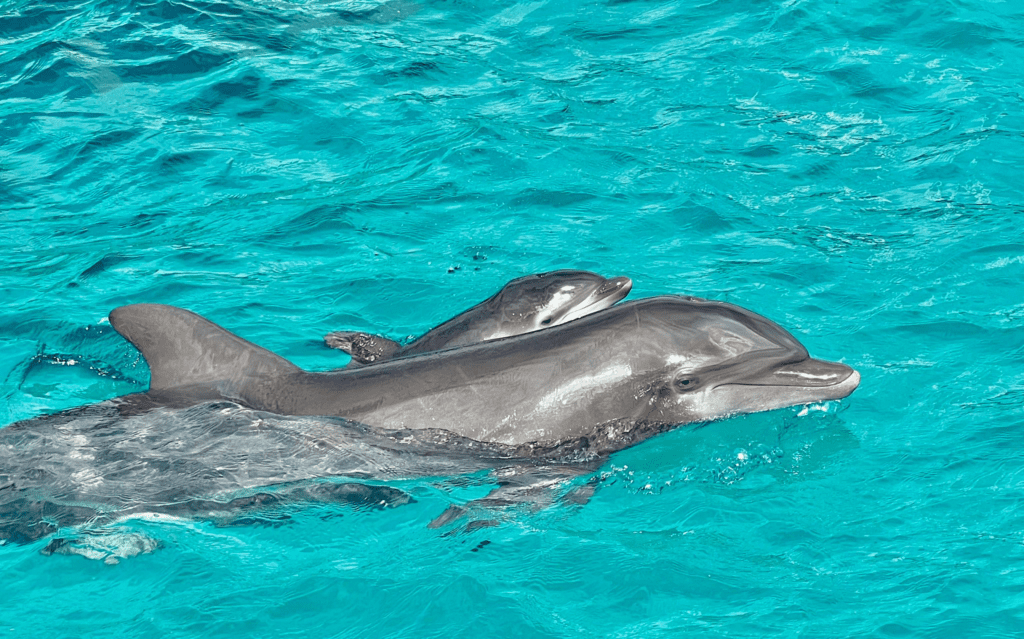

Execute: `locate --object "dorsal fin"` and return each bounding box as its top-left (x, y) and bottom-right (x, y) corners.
top-left (323, 330), bottom-right (401, 365)
top-left (109, 304), bottom-right (300, 396)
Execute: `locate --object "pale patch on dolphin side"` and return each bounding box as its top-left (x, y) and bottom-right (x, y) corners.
top-left (542, 289), bottom-right (576, 314)
top-left (533, 364), bottom-right (634, 414)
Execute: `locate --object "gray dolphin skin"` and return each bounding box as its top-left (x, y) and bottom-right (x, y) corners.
top-left (324, 270), bottom-right (633, 366)
top-left (110, 295), bottom-right (860, 454)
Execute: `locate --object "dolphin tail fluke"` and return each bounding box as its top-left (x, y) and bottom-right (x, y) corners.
top-left (323, 330), bottom-right (401, 366)
top-left (109, 304), bottom-right (301, 397)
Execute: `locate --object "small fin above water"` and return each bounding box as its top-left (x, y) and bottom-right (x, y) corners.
top-left (324, 330), bottom-right (401, 366)
top-left (109, 304), bottom-right (300, 396)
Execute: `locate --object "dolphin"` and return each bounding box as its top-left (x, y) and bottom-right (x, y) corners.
top-left (325, 269), bottom-right (632, 366)
top-left (109, 295), bottom-right (860, 455)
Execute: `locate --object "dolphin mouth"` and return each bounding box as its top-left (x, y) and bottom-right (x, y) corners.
top-left (720, 357), bottom-right (860, 402)
top-left (559, 276), bottom-right (633, 323)
top-left (764, 358), bottom-right (858, 389)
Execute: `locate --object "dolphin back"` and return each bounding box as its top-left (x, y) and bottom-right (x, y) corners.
top-left (109, 304), bottom-right (301, 396)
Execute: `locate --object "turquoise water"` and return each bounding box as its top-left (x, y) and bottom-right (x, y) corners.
top-left (2, 0), bottom-right (1024, 635)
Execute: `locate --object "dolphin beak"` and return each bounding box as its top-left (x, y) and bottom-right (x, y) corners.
top-left (559, 276), bottom-right (633, 324)
top-left (597, 276), bottom-right (632, 300)
top-left (713, 357), bottom-right (860, 415)
top-left (763, 358), bottom-right (860, 397)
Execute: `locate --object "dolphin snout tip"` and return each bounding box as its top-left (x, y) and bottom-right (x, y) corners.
top-left (842, 367), bottom-right (861, 394)
top-left (600, 276), bottom-right (632, 296)
top-left (822, 363), bottom-right (859, 400)
top-left (767, 358), bottom-right (860, 399)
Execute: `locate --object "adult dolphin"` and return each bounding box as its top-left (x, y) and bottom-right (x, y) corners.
top-left (110, 295), bottom-right (860, 456)
top-left (325, 270), bottom-right (632, 366)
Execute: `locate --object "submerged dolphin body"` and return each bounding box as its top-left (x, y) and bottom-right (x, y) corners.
top-left (110, 295), bottom-right (859, 455)
top-left (0, 400), bottom-right (553, 548)
top-left (325, 270), bottom-right (633, 366)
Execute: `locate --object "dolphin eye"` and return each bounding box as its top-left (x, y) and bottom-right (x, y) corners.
top-left (540, 317), bottom-right (552, 326)
top-left (674, 376), bottom-right (698, 392)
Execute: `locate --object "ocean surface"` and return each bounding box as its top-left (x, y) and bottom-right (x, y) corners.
top-left (2, 0), bottom-right (1023, 636)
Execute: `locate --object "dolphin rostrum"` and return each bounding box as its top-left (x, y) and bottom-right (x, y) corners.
top-left (110, 295), bottom-right (860, 456)
top-left (324, 269), bottom-right (633, 366)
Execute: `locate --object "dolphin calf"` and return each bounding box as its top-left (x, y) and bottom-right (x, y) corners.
top-left (324, 270), bottom-right (632, 366)
top-left (110, 295), bottom-right (860, 455)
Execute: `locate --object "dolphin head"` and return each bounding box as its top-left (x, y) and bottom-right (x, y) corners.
top-left (628, 296), bottom-right (859, 425)
top-left (485, 270), bottom-right (632, 338)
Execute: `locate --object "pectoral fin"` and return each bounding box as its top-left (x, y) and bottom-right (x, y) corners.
top-left (427, 466), bottom-right (598, 532)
